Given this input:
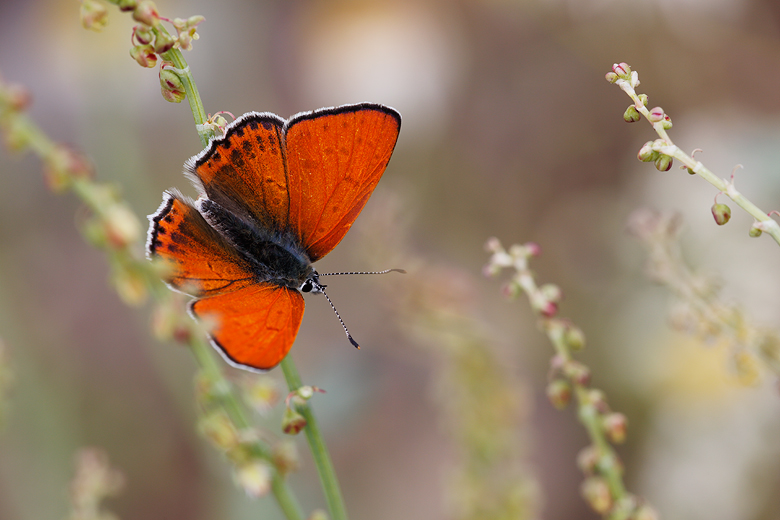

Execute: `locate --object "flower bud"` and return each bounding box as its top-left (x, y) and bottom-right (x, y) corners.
top-left (623, 105), bottom-right (640, 123)
top-left (117, 0), bottom-right (137, 12)
top-left (564, 324), bottom-right (586, 351)
top-left (612, 62), bottom-right (631, 78)
top-left (638, 94), bottom-right (648, 106)
top-left (159, 68), bottom-right (185, 102)
top-left (581, 476), bottom-right (612, 514)
top-left (133, 25), bottom-right (153, 45)
top-left (603, 412), bottom-right (627, 444)
top-left (546, 379), bottom-right (571, 410)
top-left (282, 407), bottom-right (307, 435)
top-left (80, 0), bottom-right (109, 31)
top-left (637, 141), bottom-right (657, 162)
top-left (576, 445), bottom-right (599, 474)
top-left (647, 106), bottom-right (665, 123)
top-left (654, 154), bottom-right (673, 171)
top-left (154, 31), bottom-right (176, 54)
top-left (132, 0), bottom-right (161, 26)
top-left (749, 223), bottom-right (763, 237)
top-left (605, 72), bottom-right (618, 83)
top-left (661, 115), bottom-right (673, 129)
top-left (711, 203), bottom-right (731, 226)
top-left (563, 360), bottom-right (590, 386)
top-left (130, 44), bottom-right (157, 68)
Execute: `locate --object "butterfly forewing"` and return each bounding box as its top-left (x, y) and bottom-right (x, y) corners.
top-left (285, 104), bottom-right (401, 261)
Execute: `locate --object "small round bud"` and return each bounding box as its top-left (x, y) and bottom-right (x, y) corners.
top-left (661, 115), bottom-right (673, 129)
top-left (117, 0), bottom-right (137, 12)
top-left (563, 324), bottom-right (586, 351)
top-left (132, 0), bottom-right (161, 26)
top-left (282, 407), bottom-right (307, 435)
top-left (637, 141), bottom-right (657, 162)
top-left (546, 379), bottom-right (572, 410)
top-left (711, 203), bottom-right (731, 226)
top-left (654, 154), bottom-right (673, 171)
top-left (603, 412), bottom-right (628, 444)
top-left (540, 284), bottom-right (562, 303)
top-left (525, 242), bottom-right (541, 256)
top-left (605, 72), bottom-right (619, 83)
top-left (581, 476), bottom-right (612, 514)
top-left (623, 105), bottom-right (641, 123)
top-left (749, 223), bottom-right (763, 237)
top-left (647, 106), bottom-right (665, 123)
top-left (638, 94), bottom-right (648, 106)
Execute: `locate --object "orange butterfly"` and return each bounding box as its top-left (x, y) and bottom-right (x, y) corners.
top-left (146, 103), bottom-right (401, 370)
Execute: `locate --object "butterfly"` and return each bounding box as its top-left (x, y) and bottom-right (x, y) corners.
top-left (146, 103), bottom-right (401, 370)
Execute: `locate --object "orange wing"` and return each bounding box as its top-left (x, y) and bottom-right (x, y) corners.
top-left (284, 104), bottom-right (401, 261)
top-left (190, 284), bottom-right (304, 370)
top-left (184, 113), bottom-right (291, 232)
top-left (146, 190), bottom-right (255, 295)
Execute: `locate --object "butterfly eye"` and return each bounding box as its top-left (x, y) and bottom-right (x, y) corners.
top-left (299, 280), bottom-right (314, 293)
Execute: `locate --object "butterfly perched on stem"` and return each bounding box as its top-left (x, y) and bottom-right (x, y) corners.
top-left (147, 103), bottom-right (401, 370)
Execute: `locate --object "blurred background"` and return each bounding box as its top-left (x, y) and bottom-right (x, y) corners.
top-left (2, 0), bottom-right (780, 519)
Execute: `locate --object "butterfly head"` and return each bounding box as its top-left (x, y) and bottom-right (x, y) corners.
top-left (299, 269), bottom-right (326, 294)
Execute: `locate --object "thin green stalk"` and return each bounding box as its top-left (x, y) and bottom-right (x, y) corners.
top-left (281, 355), bottom-right (348, 520)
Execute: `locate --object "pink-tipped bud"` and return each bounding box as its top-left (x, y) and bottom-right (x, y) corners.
top-left (586, 389), bottom-right (608, 412)
top-left (603, 412), bottom-right (628, 444)
top-left (612, 62), bottom-right (631, 78)
top-left (484, 236), bottom-right (502, 253)
top-left (80, 0), bottom-right (109, 31)
top-left (648, 106), bottom-right (665, 123)
top-left (637, 141), bottom-right (657, 162)
top-left (711, 203), bottom-right (731, 226)
top-left (581, 476), bottom-right (613, 514)
top-left (525, 242), bottom-right (541, 256)
top-left (605, 72), bottom-right (619, 83)
top-left (130, 44), bottom-right (157, 68)
top-left (546, 379), bottom-right (572, 410)
top-left (623, 105), bottom-right (641, 123)
top-left (654, 154), bottom-right (673, 171)
top-left (132, 0), bottom-right (160, 26)
top-left (159, 68), bottom-right (185, 102)
top-left (661, 115), bottom-right (673, 129)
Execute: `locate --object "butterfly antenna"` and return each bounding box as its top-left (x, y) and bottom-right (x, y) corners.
top-left (318, 286), bottom-right (361, 350)
top-left (319, 268), bottom-right (406, 276)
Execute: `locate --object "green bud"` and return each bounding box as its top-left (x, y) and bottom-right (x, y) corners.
top-left (564, 324), bottom-right (586, 351)
top-left (154, 31), bottom-right (176, 54)
top-left (130, 44), bottom-right (157, 68)
top-left (605, 72), bottom-right (618, 83)
top-left (638, 93), bottom-right (648, 106)
top-left (132, 0), bottom-right (160, 26)
top-left (711, 203), bottom-right (731, 225)
top-left (749, 223), bottom-right (763, 237)
top-left (654, 154), bottom-right (673, 171)
top-left (80, 0), bottom-right (108, 31)
top-left (637, 141), bottom-right (657, 162)
top-left (581, 476), bottom-right (612, 514)
top-left (623, 105), bottom-right (641, 123)
top-left (546, 379), bottom-right (571, 410)
top-left (117, 0), bottom-right (137, 12)
top-left (603, 412), bottom-right (627, 444)
top-left (281, 407), bottom-right (307, 435)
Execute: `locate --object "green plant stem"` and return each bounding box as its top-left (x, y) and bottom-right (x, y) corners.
top-left (281, 355), bottom-right (349, 520)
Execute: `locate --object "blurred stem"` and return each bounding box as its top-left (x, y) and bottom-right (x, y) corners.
top-left (281, 355), bottom-right (348, 520)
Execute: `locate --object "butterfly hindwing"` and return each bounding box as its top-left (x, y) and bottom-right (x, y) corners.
top-left (284, 104), bottom-right (401, 261)
top-left (190, 284), bottom-right (305, 370)
top-left (146, 190), bottom-right (256, 296)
